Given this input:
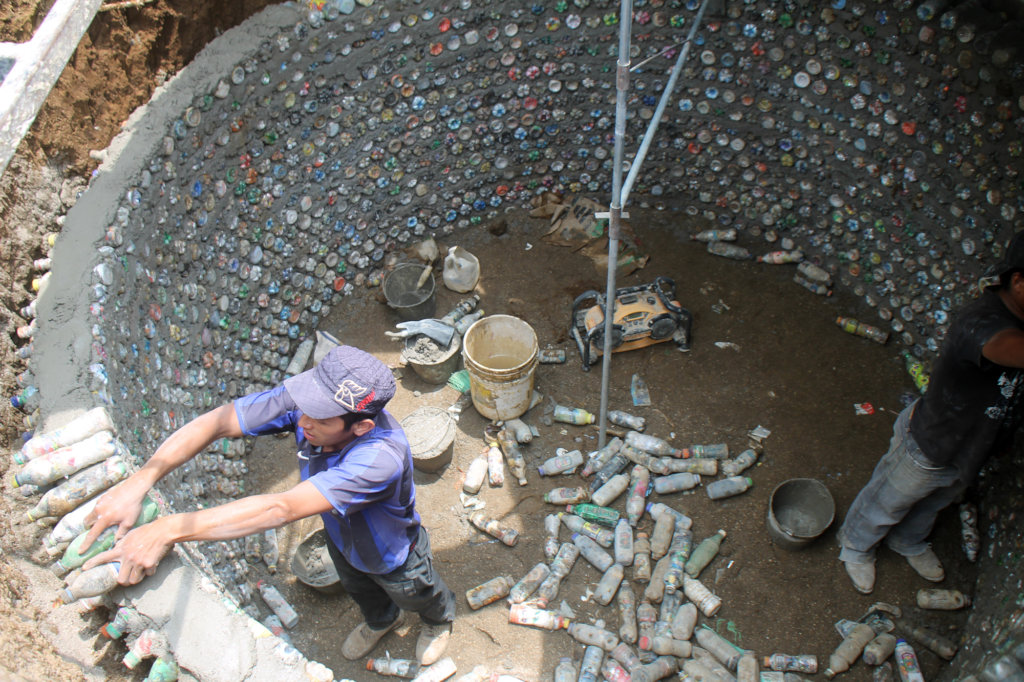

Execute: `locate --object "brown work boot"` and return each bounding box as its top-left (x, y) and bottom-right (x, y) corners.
top-left (341, 613), bottom-right (405, 660)
top-left (842, 559), bottom-right (876, 595)
top-left (416, 622), bottom-right (452, 666)
top-left (905, 547), bottom-right (945, 582)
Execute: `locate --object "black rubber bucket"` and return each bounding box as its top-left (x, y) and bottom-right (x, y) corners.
top-left (766, 478), bottom-right (836, 550)
top-left (383, 263), bottom-right (436, 321)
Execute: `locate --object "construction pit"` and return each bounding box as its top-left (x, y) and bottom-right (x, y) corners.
top-left (1, 0), bottom-right (1023, 680)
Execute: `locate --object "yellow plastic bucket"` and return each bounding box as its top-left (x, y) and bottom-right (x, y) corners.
top-left (462, 315), bottom-right (538, 421)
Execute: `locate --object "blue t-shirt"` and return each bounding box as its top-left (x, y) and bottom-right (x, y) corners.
top-left (234, 385), bottom-right (420, 574)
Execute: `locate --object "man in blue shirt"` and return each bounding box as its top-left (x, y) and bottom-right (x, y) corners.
top-left (83, 346), bottom-right (456, 664)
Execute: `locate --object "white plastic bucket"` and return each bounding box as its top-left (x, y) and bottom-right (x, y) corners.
top-left (462, 315), bottom-right (538, 421)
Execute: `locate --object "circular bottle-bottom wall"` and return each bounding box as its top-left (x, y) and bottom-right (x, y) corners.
top-left (18, 0), bottom-right (1024, 678)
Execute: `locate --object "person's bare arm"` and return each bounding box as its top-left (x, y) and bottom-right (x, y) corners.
top-left (84, 480), bottom-right (333, 585)
top-left (83, 404), bottom-right (244, 548)
top-left (982, 328), bottom-right (1024, 369)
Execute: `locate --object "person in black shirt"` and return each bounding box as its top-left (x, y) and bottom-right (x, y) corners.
top-left (838, 232), bottom-right (1024, 594)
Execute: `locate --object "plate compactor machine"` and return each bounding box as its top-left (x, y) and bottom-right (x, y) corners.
top-left (570, 276), bottom-right (692, 371)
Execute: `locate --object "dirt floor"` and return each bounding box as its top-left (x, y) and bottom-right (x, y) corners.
top-left (0, 1), bottom-right (979, 681)
top-left (244, 210), bottom-right (976, 681)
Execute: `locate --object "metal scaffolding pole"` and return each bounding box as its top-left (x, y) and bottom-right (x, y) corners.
top-left (596, 0), bottom-right (711, 447)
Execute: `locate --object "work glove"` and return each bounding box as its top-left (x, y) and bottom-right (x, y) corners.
top-left (384, 319), bottom-right (455, 346)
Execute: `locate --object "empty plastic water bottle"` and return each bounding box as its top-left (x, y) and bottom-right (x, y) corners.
top-left (706, 476), bottom-right (754, 500)
top-left (608, 411), bottom-right (645, 431)
top-left (258, 581), bottom-right (299, 628)
top-left (508, 562), bottom-right (550, 604)
top-left (466, 575), bottom-right (514, 610)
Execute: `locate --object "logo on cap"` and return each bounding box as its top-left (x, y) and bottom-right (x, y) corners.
top-left (334, 379), bottom-right (375, 412)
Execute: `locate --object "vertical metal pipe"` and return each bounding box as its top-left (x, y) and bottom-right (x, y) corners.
top-left (597, 0), bottom-right (634, 449)
top-left (620, 0), bottom-right (710, 207)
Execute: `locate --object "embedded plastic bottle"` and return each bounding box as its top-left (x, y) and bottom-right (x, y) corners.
top-left (758, 250), bottom-right (804, 264)
top-left (593, 563), bottom-right (624, 606)
top-left (466, 575), bottom-right (514, 610)
top-left (836, 316), bottom-right (890, 345)
top-left (693, 228), bottom-right (737, 242)
top-left (562, 513), bottom-right (613, 547)
top-left (411, 656), bottom-right (457, 682)
top-left (736, 651), bottom-right (759, 682)
top-left (916, 588), bottom-right (970, 610)
top-left (454, 310), bottom-right (485, 336)
top-left (625, 431), bottom-right (682, 457)
top-left (591, 473), bottom-right (629, 507)
top-left (617, 582), bottom-right (638, 644)
top-left (123, 628), bottom-right (170, 669)
top-left (58, 561), bottom-right (121, 604)
top-left (44, 497), bottom-right (101, 553)
top-left (469, 512), bottom-right (519, 546)
top-left (608, 410), bottom-right (645, 431)
top-left (706, 476), bottom-right (754, 500)
top-left (28, 457), bottom-right (128, 521)
top-left (496, 429), bottom-right (528, 486)
top-left (589, 453), bottom-right (630, 491)
top-left (651, 636), bottom-right (692, 658)
top-left (508, 603), bottom-right (568, 630)
top-left (671, 602), bottom-right (698, 641)
top-left (16, 406), bottom-right (114, 464)
top-left (683, 576), bottom-right (722, 617)
top-left (258, 581), bottom-right (299, 628)
top-left (553, 404), bottom-right (596, 425)
top-left (539, 449), bottom-right (584, 476)
top-left (508, 562), bottom-right (550, 604)
top-left (625, 465), bottom-right (650, 527)
top-left (567, 622), bottom-right (619, 651)
top-left (893, 618), bottom-right (957, 660)
top-left (696, 626), bottom-right (741, 670)
top-left (685, 529), bottom-right (727, 578)
top-left (825, 623), bottom-right (876, 678)
top-left (707, 241), bottom-right (751, 260)
top-left (646, 502), bottom-right (693, 530)
top-left (543, 513), bottom-right (561, 562)
top-left (263, 528), bottom-right (279, 573)
top-left (613, 518), bottom-right (633, 565)
top-left (440, 295), bottom-right (480, 326)
top-left (863, 634), bottom-right (897, 666)
top-left (632, 656), bottom-right (678, 682)
top-left (894, 639), bottom-right (925, 682)
top-left (610, 642), bottom-right (642, 672)
top-left (650, 512), bottom-right (675, 560)
top-left (145, 655), bottom-right (179, 682)
top-left (579, 644), bottom-right (604, 682)
top-left (720, 448), bottom-right (759, 477)
top-left (553, 657), bottom-right (576, 682)
top-left (653, 472), bottom-right (700, 494)
top-left (565, 503), bottom-right (620, 527)
top-left (664, 457), bottom-right (718, 475)
top-left (636, 601), bottom-right (658, 651)
top-left (544, 486), bottom-right (590, 505)
top-left (54, 496), bottom-right (160, 575)
top-left (632, 531), bottom-right (652, 582)
top-left (367, 657), bottom-right (420, 678)
top-left (581, 437), bottom-right (623, 477)
top-left (463, 455), bottom-right (488, 494)
top-left (487, 442), bottom-right (505, 487)
top-left (572, 533), bottom-right (614, 572)
top-left (599, 658), bottom-right (631, 682)
top-left (101, 606), bottom-right (146, 639)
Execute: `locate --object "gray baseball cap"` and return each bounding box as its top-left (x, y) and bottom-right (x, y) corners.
top-left (283, 346), bottom-right (395, 419)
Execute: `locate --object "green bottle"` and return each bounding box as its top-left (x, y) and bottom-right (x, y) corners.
top-left (565, 503), bottom-right (620, 527)
top-left (51, 495), bottom-right (160, 575)
top-left (684, 529), bottom-right (727, 578)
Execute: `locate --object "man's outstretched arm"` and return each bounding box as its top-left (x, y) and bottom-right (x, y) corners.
top-left (83, 480), bottom-right (334, 585)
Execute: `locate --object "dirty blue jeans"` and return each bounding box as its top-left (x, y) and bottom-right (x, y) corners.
top-left (839, 401), bottom-right (965, 565)
top-left (327, 525), bottom-right (456, 629)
